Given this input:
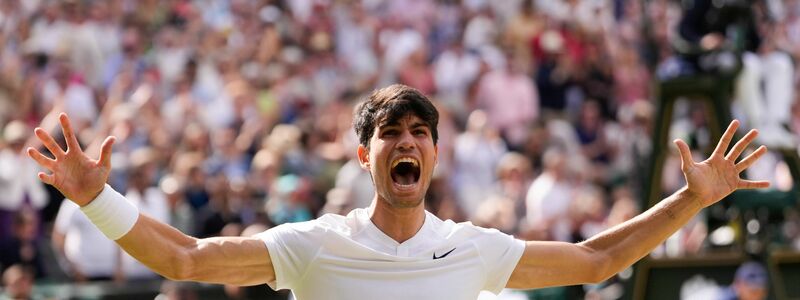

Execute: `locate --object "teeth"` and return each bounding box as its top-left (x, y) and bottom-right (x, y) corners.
top-left (391, 157), bottom-right (419, 168)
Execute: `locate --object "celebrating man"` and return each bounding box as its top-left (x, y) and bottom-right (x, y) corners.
top-left (27, 84), bottom-right (768, 299)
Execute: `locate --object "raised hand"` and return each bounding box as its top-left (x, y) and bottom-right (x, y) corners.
top-left (673, 120), bottom-right (770, 208)
top-left (27, 113), bottom-right (116, 206)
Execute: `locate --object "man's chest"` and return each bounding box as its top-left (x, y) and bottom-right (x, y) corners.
top-left (295, 247), bottom-right (487, 300)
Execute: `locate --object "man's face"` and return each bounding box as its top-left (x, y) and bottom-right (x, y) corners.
top-left (358, 114), bottom-right (437, 208)
top-left (734, 282), bottom-right (767, 300)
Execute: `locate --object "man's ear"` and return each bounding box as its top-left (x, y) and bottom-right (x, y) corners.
top-left (357, 144), bottom-right (370, 170)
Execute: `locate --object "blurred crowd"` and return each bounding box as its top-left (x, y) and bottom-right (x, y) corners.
top-left (1, 0), bottom-right (800, 298)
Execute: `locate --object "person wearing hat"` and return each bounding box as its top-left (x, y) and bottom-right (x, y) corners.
top-left (718, 261), bottom-right (769, 300)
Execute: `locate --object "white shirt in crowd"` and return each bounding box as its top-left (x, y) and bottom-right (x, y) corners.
top-left (0, 148), bottom-right (48, 211)
top-left (525, 172), bottom-right (575, 242)
top-left (54, 200), bottom-right (118, 278)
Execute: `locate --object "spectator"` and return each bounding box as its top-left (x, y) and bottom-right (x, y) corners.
top-left (453, 110), bottom-right (507, 219)
top-left (502, 1), bottom-right (545, 67)
top-left (531, 28), bottom-right (575, 117)
top-left (474, 50), bottom-right (539, 149)
top-left (52, 197), bottom-right (120, 282)
top-left (524, 147), bottom-right (577, 242)
top-left (432, 38), bottom-right (482, 120)
top-left (398, 47), bottom-right (436, 96)
top-left (611, 45), bottom-right (650, 111)
top-left (1, 264), bottom-right (35, 300)
top-left (334, 131), bottom-right (374, 210)
top-left (102, 25), bottom-right (146, 90)
top-left (473, 195), bottom-right (517, 234)
top-left (333, 2), bottom-right (379, 89)
top-left (174, 151), bottom-right (210, 212)
top-left (608, 101), bottom-right (653, 195)
top-left (159, 174), bottom-right (194, 236)
top-left (377, 16), bottom-right (424, 86)
top-left (575, 100), bottom-right (615, 184)
top-left (0, 121), bottom-right (48, 241)
top-left (196, 175), bottom-right (243, 237)
top-left (24, 2), bottom-right (69, 57)
top-left (719, 261), bottom-right (769, 300)
top-left (265, 174), bottom-right (313, 226)
top-left (573, 41), bottom-right (614, 119)
top-left (683, 261), bottom-right (769, 300)
top-left (492, 152), bottom-right (534, 227)
top-left (0, 209), bottom-right (45, 278)
top-left (568, 185), bottom-right (608, 242)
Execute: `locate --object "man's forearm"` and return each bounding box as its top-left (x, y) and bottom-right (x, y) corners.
top-left (579, 187), bottom-right (704, 280)
top-left (116, 214), bottom-right (198, 280)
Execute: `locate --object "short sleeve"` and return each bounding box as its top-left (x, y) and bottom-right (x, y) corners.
top-left (474, 229), bottom-right (526, 294)
top-left (53, 200), bottom-right (78, 233)
top-left (255, 221), bottom-right (325, 290)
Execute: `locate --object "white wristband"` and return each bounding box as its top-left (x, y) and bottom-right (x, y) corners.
top-left (80, 184), bottom-right (139, 240)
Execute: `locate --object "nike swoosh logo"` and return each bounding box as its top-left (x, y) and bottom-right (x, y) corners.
top-left (433, 248), bottom-right (456, 259)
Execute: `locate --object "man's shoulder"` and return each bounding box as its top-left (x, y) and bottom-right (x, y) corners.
top-left (265, 211), bottom-right (354, 236)
top-left (427, 212), bottom-right (507, 240)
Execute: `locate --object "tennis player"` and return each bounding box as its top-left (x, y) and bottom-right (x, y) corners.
top-left (27, 84), bottom-right (768, 299)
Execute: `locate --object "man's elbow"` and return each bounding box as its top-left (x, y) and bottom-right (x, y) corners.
top-left (585, 253), bottom-right (615, 284)
top-left (160, 249), bottom-right (196, 281)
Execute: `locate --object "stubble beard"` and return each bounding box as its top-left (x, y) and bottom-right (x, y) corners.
top-left (387, 195), bottom-right (425, 209)
top-left (375, 179), bottom-right (429, 209)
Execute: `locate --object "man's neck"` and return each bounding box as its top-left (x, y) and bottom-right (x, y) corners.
top-left (368, 198), bottom-right (426, 244)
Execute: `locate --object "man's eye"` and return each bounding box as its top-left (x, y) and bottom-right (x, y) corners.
top-left (414, 130), bottom-right (427, 136)
top-left (382, 130), bottom-right (398, 137)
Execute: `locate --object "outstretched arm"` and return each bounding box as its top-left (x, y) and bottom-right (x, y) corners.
top-left (28, 114), bottom-right (275, 286)
top-left (117, 214), bottom-right (273, 285)
top-left (508, 120), bottom-right (769, 289)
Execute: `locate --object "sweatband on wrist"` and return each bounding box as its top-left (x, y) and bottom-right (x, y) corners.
top-left (80, 184), bottom-right (139, 240)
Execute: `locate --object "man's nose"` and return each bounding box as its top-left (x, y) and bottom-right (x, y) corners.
top-left (397, 130), bottom-right (415, 150)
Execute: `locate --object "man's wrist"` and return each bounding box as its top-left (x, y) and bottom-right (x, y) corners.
top-left (677, 187), bottom-right (706, 213)
top-left (80, 184), bottom-right (139, 240)
top-left (78, 186), bottom-right (107, 207)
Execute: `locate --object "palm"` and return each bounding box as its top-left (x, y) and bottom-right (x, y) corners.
top-left (674, 120), bottom-right (769, 208)
top-left (685, 158), bottom-right (737, 204)
top-left (50, 149), bottom-right (109, 203)
top-left (27, 114), bottom-right (115, 206)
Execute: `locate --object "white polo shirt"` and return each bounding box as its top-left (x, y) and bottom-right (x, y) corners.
top-left (54, 200), bottom-right (118, 278)
top-left (257, 208), bottom-right (526, 300)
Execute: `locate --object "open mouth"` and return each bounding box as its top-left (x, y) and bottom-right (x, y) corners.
top-left (390, 157), bottom-right (421, 186)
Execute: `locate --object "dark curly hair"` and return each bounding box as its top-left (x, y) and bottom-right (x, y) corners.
top-left (353, 84), bottom-right (439, 149)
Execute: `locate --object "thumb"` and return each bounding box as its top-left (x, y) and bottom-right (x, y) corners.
top-left (674, 139), bottom-right (694, 171)
top-left (97, 136), bottom-right (116, 168)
